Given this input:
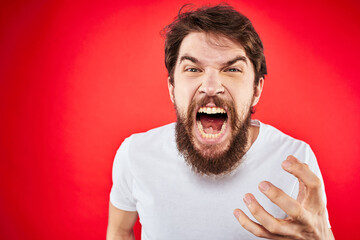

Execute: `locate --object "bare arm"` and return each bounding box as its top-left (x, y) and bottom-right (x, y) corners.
top-left (106, 202), bottom-right (138, 240)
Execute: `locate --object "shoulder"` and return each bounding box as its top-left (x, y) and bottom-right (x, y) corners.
top-left (255, 120), bottom-right (315, 165)
top-left (116, 123), bottom-right (177, 161)
top-left (114, 122), bottom-right (176, 167)
top-left (259, 121), bottom-right (309, 148)
top-left (126, 122), bottom-right (175, 147)
top-left (114, 123), bottom-right (179, 179)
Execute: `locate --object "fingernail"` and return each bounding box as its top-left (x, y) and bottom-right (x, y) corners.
top-left (233, 210), bottom-right (240, 219)
top-left (282, 160), bottom-right (292, 169)
top-left (259, 181), bottom-right (270, 192)
top-left (243, 195), bottom-right (253, 206)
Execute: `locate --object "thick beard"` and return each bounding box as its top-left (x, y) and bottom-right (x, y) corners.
top-left (175, 95), bottom-right (252, 177)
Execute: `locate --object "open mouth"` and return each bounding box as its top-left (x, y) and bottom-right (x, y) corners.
top-left (196, 106), bottom-right (228, 139)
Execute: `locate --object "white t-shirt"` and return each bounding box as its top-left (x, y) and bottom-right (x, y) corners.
top-left (110, 120), bottom-right (329, 239)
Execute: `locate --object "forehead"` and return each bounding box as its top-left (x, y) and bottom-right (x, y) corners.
top-left (177, 32), bottom-right (248, 65)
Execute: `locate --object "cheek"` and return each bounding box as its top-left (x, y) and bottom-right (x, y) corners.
top-left (174, 83), bottom-right (198, 109)
top-left (230, 91), bottom-right (254, 114)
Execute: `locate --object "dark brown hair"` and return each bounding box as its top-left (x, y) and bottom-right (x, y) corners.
top-left (163, 4), bottom-right (267, 86)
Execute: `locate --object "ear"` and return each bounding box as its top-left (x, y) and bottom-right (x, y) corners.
top-left (252, 77), bottom-right (264, 107)
top-left (168, 77), bottom-right (175, 103)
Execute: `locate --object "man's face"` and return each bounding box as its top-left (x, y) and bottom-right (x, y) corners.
top-left (169, 32), bottom-right (263, 176)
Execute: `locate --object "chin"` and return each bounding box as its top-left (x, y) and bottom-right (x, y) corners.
top-left (191, 129), bottom-right (232, 159)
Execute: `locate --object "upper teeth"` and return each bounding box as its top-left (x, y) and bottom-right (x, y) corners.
top-left (198, 107), bottom-right (226, 114)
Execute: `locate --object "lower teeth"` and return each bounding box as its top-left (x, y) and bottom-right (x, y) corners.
top-left (197, 121), bottom-right (226, 139)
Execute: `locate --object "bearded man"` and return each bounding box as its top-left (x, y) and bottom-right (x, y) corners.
top-left (107, 4), bottom-right (334, 240)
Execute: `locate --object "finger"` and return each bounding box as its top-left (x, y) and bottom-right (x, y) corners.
top-left (234, 208), bottom-right (286, 240)
top-left (243, 193), bottom-right (292, 236)
top-left (297, 180), bottom-right (306, 203)
top-left (282, 155), bottom-right (324, 208)
top-left (259, 181), bottom-right (310, 225)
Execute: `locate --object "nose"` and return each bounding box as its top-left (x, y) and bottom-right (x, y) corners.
top-left (198, 71), bottom-right (225, 96)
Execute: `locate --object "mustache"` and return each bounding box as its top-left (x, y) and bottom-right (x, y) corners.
top-left (193, 95), bottom-right (229, 109)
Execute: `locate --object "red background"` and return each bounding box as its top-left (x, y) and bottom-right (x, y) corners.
top-left (1, 0), bottom-right (359, 239)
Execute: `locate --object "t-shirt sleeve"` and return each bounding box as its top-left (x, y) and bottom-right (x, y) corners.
top-left (109, 137), bottom-right (137, 211)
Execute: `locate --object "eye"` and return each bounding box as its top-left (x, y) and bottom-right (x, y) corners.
top-left (185, 67), bottom-right (200, 72)
top-left (225, 68), bottom-right (241, 72)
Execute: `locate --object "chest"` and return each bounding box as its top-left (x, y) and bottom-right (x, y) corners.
top-left (130, 155), bottom-right (296, 240)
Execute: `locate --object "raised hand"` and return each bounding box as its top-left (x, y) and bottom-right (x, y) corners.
top-left (234, 155), bottom-right (334, 240)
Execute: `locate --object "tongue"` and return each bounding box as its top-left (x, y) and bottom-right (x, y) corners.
top-left (199, 115), bottom-right (225, 133)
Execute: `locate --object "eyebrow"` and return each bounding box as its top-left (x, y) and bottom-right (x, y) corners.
top-left (179, 55), bottom-right (199, 64)
top-left (223, 56), bottom-right (248, 67)
top-left (178, 54), bottom-right (248, 67)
